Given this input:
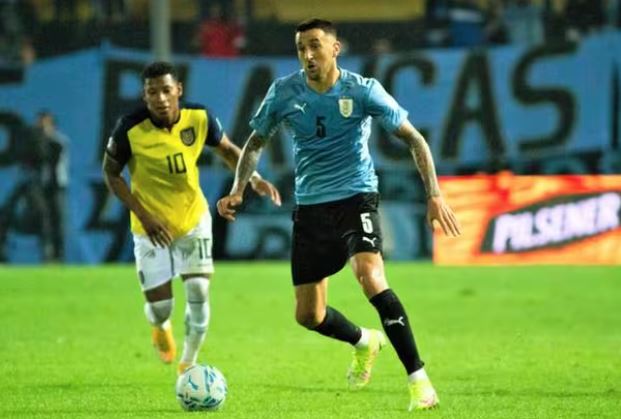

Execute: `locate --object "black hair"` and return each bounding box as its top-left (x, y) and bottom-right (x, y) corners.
top-left (295, 18), bottom-right (337, 37)
top-left (141, 61), bottom-right (179, 82)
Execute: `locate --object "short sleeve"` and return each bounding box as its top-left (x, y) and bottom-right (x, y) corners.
top-left (205, 109), bottom-right (224, 147)
top-left (249, 80), bottom-right (280, 138)
top-left (105, 117), bottom-right (132, 167)
top-left (365, 78), bottom-right (408, 133)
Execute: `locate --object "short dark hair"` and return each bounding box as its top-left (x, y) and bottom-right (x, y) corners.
top-left (296, 18), bottom-right (337, 37)
top-left (141, 61), bottom-right (179, 82)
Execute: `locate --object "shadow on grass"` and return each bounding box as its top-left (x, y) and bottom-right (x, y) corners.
top-left (450, 388), bottom-right (618, 398)
top-left (257, 382), bottom-right (401, 396)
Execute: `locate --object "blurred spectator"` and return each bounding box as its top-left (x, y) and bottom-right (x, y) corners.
top-left (502, 0), bottom-right (544, 45)
top-left (543, 0), bottom-right (570, 43)
top-left (90, 0), bottom-right (127, 24)
top-left (19, 36), bottom-right (36, 65)
top-left (604, 0), bottom-right (621, 27)
top-left (37, 111), bottom-right (69, 262)
top-left (425, 0), bottom-right (451, 46)
top-left (0, 116), bottom-right (53, 262)
top-left (0, 0), bottom-right (37, 68)
top-left (51, 0), bottom-right (76, 21)
top-left (196, 3), bottom-right (245, 57)
top-left (446, 0), bottom-right (488, 47)
top-left (371, 38), bottom-right (393, 55)
top-left (565, 0), bottom-right (605, 40)
top-left (486, 1), bottom-right (509, 45)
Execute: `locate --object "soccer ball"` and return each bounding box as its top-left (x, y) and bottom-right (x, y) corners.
top-left (175, 364), bottom-right (227, 411)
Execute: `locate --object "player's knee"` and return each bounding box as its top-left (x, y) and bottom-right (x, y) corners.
top-left (184, 277), bottom-right (210, 333)
top-left (353, 262), bottom-right (388, 296)
top-left (295, 308), bottom-right (323, 329)
top-left (184, 276), bottom-right (209, 302)
top-left (144, 298), bottom-right (173, 326)
top-left (354, 261), bottom-right (383, 284)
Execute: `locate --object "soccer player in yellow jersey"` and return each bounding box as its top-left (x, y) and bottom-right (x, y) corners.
top-left (102, 61), bottom-right (281, 375)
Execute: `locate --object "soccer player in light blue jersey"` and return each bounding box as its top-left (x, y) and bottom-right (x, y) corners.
top-left (217, 18), bottom-right (461, 411)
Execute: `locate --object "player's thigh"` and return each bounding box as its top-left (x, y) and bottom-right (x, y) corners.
top-left (173, 211), bottom-right (215, 277)
top-left (291, 207), bottom-right (347, 286)
top-left (341, 193), bottom-right (383, 257)
top-left (133, 234), bottom-right (175, 292)
top-left (144, 281), bottom-right (173, 302)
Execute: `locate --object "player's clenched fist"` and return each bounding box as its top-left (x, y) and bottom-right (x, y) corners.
top-left (217, 194), bottom-right (243, 221)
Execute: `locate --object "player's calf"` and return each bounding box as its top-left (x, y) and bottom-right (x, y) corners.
top-left (145, 298), bottom-right (176, 364)
top-left (179, 277), bottom-right (210, 372)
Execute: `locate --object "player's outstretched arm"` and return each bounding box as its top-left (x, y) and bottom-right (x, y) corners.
top-left (102, 153), bottom-right (172, 246)
top-left (216, 131), bottom-right (271, 221)
top-left (393, 120), bottom-right (461, 237)
top-left (213, 134), bottom-right (281, 208)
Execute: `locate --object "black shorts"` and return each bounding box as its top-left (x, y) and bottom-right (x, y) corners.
top-left (291, 192), bottom-right (383, 285)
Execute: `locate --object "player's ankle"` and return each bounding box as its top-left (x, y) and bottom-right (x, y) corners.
top-left (354, 327), bottom-right (370, 348)
top-left (408, 367), bottom-right (429, 383)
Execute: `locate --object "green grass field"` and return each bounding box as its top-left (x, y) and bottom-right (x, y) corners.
top-left (1, 263), bottom-right (620, 418)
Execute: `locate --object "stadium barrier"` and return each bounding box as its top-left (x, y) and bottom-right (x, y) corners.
top-left (1, 32), bottom-right (621, 263)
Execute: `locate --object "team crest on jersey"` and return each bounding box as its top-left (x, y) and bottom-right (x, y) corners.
top-left (180, 127), bottom-right (196, 146)
top-left (338, 97), bottom-right (353, 118)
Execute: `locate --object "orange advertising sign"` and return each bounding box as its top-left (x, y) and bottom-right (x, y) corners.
top-left (434, 174), bottom-right (621, 265)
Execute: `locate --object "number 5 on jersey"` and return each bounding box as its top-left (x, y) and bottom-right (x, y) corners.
top-left (316, 116), bottom-right (326, 138)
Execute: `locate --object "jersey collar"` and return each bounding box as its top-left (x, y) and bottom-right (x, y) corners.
top-left (149, 107), bottom-right (183, 130)
top-left (301, 67), bottom-right (344, 95)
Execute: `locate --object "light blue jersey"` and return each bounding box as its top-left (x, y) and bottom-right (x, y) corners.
top-left (250, 68), bottom-right (408, 205)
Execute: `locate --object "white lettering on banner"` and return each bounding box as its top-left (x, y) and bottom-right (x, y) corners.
top-left (492, 193), bottom-right (621, 253)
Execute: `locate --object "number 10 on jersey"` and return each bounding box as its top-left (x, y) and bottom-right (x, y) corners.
top-left (166, 152), bottom-right (187, 174)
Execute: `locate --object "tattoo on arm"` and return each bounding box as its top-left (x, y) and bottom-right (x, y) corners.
top-left (396, 125), bottom-right (441, 198)
top-left (231, 133), bottom-right (265, 195)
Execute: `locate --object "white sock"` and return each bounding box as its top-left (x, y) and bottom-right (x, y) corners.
top-left (144, 298), bottom-right (173, 328)
top-left (408, 367), bottom-right (429, 383)
top-left (181, 330), bottom-right (206, 365)
top-left (180, 277), bottom-right (210, 364)
top-left (354, 327), bottom-right (370, 348)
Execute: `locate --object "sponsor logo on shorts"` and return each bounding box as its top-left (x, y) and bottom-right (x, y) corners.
top-left (362, 236), bottom-right (377, 246)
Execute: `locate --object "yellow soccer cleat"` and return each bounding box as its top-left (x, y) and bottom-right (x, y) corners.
top-left (177, 361), bottom-right (193, 376)
top-left (346, 329), bottom-right (387, 390)
top-left (408, 378), bottom-right (439, 411)
top-left (151, 326), bottom-right (176, 364)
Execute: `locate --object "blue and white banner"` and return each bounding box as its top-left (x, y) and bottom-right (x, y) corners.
top-left (1, 33), bottom-right (620, 263)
